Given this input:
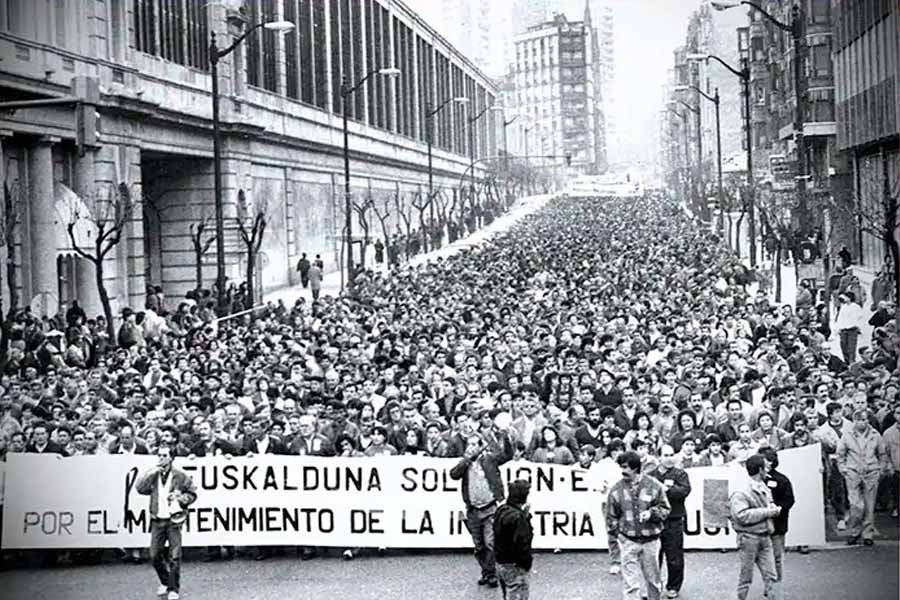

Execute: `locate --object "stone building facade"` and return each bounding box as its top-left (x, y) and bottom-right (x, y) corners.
top-left (0, 0), bottom-right (497, 319)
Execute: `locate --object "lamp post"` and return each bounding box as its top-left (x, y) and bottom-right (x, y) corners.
top-left (522, 124), bottom-right (534, 194)
top-left (710, 1), bottom-right (808, 234)
top-left (676, 84), bottom-right (722, 231)
top-left (465, 103), bottom-right (503, 217)
top-left (689, 52), bottom-right (757, 266)
top-left (340, 67), bottom-right (400, 287)
top-left (210, 19), bottom-right (294, 314)
top-left (426, 95), bottom-right (469, 251)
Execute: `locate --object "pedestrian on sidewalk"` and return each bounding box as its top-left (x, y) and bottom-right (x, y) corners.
top-left (135, 443), bottom-right (198, 600)
top-left (308, 262), bottom-right (323, 301)
top-left (494, 479), bottom-right (534, 600)
top-left (607, 450), bottom-right (671, 600)
top-left (835, 292), bottom-right (865, 364)
top-left (728, 454), bottom-right (781, 600)
top-left (297, 253), bottom-right (311, 288)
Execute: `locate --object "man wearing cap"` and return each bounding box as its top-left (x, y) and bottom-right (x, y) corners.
top-left (449, 426), bottom-right (514, 588)
top-left (494, 479), bottom-right (533, 600)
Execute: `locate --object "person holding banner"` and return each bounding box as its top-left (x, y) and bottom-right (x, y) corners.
top-left (760, 447), bottom-right (795, 587)
top-left (449, 429), bottom-right (514, 589)
top-left (135, 443), bottom-right (198, 600)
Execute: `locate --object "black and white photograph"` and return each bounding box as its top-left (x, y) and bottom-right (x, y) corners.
top-left (0, 0), bottom-right (897, 599)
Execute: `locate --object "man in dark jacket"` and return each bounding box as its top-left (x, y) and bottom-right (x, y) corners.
top-left (297, 253), bottom-right (311, 288)
top-left (761, 447), bottom-right (795, 580)
top-left (449, 429), bottom-right (514, 588)
top-left (494, 479), bottom-right (533, 600)
top-left (651, 444), bottom-right (692, 599)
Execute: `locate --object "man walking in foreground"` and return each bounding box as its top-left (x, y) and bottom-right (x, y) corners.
top-left (449, 430), bottom-right (514, 588)
top-left (136, 443), bottom-right (198, 600)
top-left (607, 450), bottom-right (671, 600)
top-left (728, 454), bottom-right (781, 600)
top-left (760, 447), bottom-right (794, 587)
top-left (650, 444), bottom-right (691, 598)
top-left (494, 479), bottom-right (534, 599)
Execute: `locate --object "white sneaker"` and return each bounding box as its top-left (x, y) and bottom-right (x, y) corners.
top-left (836, 519), bottom-right (847, 531)
top-left (342, 549), bottom-right (354, 560)
top-left (167, 592), bottom-right (179, 600)
top-left (156, 585), bottom-right (168, 596)
top-left (609, 565), bottom-right (620, 575)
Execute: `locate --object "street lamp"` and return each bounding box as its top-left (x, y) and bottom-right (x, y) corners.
top-left (340, 67), bottom-right (400, 287)
top-left (426, 95), bottom-right (468, 251)
top-left (687, 52), bottom-right (758, 267)
top-left (707, 2), bottom-right (808, 234)
top-left (676, 84), bottom-right (723, 236)
top-left (210, 19), bottom-right (294, 314)
top-left (465, 103), bottom-right (503, 220)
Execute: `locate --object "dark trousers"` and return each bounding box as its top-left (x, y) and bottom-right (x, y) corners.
top-left (659, 516), bottom-right (685, 593)
top-left (827, 460), bottom-right (848, 518)
top-left (300, 274), bottom-right (309, 288)
top-left (839, 328), bottom-right (859, 364)
top-left (466, 503), bottom-right (497, 580)
top-left (311, 287), bottom-right (321, 301)
top-left (150, 519), bottom-right (182, 593)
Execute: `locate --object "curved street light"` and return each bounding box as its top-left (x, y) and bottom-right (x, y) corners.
top-left (425, 95), bottom-right (469, 250)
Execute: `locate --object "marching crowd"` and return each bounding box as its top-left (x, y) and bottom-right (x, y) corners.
top-left (0, 192), bottom-right (897, 597)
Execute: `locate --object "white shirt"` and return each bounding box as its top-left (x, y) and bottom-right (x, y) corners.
top-left (257, 436), bottom-right (270, 455)
top-left (835, 302), bottom-right (865, 331)
top-left (157, 472), bottom-right (173, 519)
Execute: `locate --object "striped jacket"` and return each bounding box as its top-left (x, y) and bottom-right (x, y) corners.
top-left (606, 474), bottom-right (671, 542)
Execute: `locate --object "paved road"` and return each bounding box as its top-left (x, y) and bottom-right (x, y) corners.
top-left (1, 544), bottom-right (896, 600)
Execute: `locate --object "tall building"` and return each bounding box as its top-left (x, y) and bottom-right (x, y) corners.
top-left (414, 0), bottom-right (495, 76)
top-left (0, 0), bottom-right (497, 318)
top-left (832, 0), bottom-right (899, 282)
top-left (513, 13), bottom-right (604, 173)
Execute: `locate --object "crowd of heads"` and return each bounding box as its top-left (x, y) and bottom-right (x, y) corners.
top-left (0, 194), bottom-right (897, 479)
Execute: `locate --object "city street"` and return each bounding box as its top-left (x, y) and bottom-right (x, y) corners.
top-left (1, 545), bottom-right (897, 600)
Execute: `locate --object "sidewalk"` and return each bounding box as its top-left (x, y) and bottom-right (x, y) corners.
top-left (265, 193), bottom-right (553, 306)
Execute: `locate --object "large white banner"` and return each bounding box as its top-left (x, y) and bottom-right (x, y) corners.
top-left (0, 445), bottom-right (825, 550)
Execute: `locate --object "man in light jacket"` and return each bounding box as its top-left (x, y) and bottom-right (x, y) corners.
top-left (136, 443), bottom-right (198, 600)
top-left (728, 454), bottom-right (781, 600)
top-left (881, 406), bottom-right (900, 518)
top-left (836, 407), bottom-right (890, 545)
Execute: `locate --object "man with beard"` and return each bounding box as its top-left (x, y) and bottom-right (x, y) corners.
top-left (575, 403), bottom-right (606, 449)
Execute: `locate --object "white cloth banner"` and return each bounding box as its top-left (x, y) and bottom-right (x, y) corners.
top-left (0, 445), bottom-right (825, 550)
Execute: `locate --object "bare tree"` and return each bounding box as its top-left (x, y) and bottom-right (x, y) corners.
top-left (394, 191), bottom-right (413, 260)
top-left (189, 209), bottom-right (216, 293)
top-left (0, 180), bottom-right (20, 354)
top-left (235, 189), bottom-right (268, 308)
top-left (826, 164), bottom-right (899, 300)
top-left (411, 192), bottom-right (432, 252)
top-left (371, 195), bottom-right (392, 265)
top-left (66, 182), bottom-right (136, 342)
top-left (755, 186), bottom-right (794, 302)
top-left (353, 195), bottom-right (374, 268)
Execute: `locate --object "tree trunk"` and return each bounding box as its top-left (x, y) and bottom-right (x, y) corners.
top-left (888, 232), bottom-right (900, 304)
top-left (6, 232), bottom-right (17, 320)
top-left (96, 258), bottom-right (115, 343)
top-left (774, 244), bottom-right (782, 303)
top-left (246, 247), bottom-right (255, 309)
top-left (735, 211), bottom-right (745, 257)
top-left (194, 242), bottom-right (203, 291)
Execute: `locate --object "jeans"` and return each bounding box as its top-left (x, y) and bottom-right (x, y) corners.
top-left (149, 519), bottom-right (182, 593)
top-left (497, 563), bottom-right (530, 600)
top-left (839, 328), bottom-right (859, 364)
top-left (465, 503), bottom-right (497, 581)
top-left (659, 517), bottom-right (684, 592)
top-left (619, 535), bottom-right (662, 600)
top-left (771, 534), bottom-right (785, 581)
top-left (602, 501), bottom-right (621, 566)
top-left (736, 532), bottom-right (780, 600)
top-left (826, 460), bottom-right (848, 518)
top-left (845, 471), bottom-right (880, 539)
top-left (311, 287), bottom-right (321, 301)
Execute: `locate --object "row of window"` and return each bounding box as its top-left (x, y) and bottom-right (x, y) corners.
top-left (130, 0), bottom-right (494, 156)
top-left (834, 0), bottom-right (894, 50)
